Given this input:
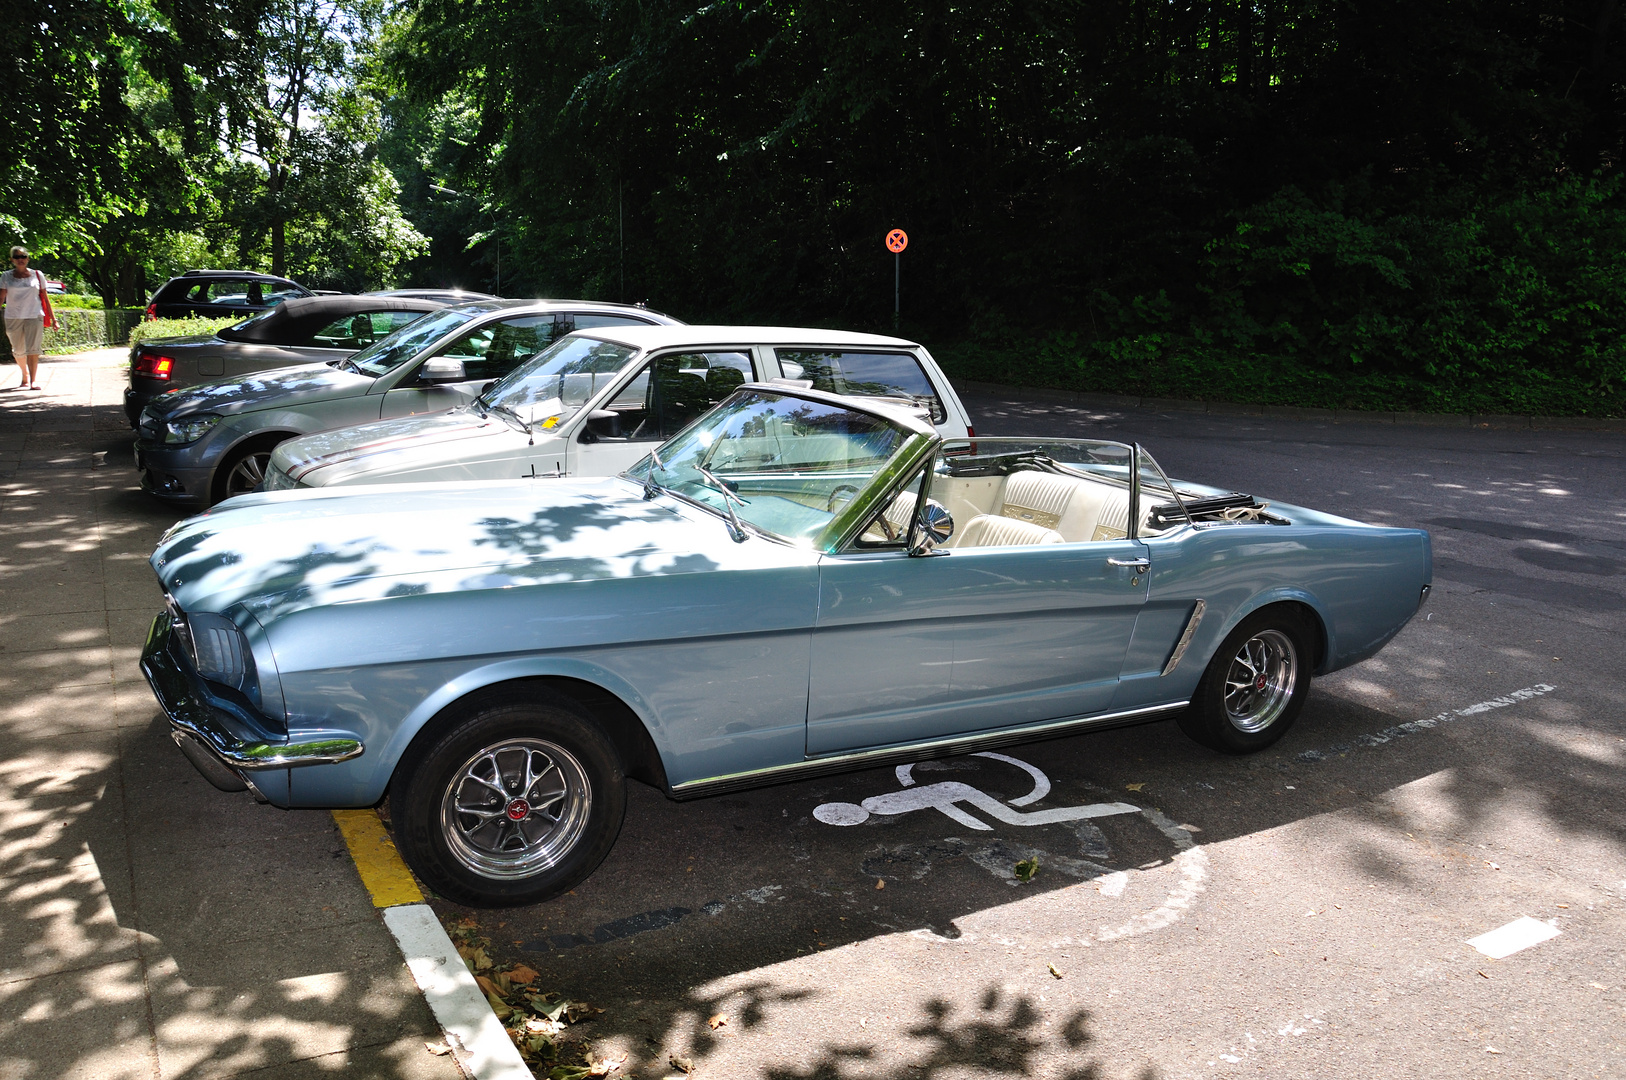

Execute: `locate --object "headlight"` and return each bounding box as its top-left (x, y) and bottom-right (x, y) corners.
top-left (262, 463), bottom-right (300, 491)
top-left (162, 413), bottom-right (224, 445)
top-left (183, 611), bottom-right (256, 692)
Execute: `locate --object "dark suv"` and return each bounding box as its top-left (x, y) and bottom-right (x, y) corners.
top-left (145, 270), bottom-right (313, 320)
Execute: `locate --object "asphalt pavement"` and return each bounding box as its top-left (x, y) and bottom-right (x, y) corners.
top-left (2, 355), bottom-right (1621, 1080)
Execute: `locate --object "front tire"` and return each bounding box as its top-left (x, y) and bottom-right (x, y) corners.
top-left (1178, 606), bottom-right (1314, 754)
top-left (390, 693), bottom-right (626, 907)
top-left (212, 438), bottom-right (284, 505)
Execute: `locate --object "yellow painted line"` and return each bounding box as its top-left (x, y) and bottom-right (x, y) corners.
top-left (332, 809), bottom-right (424, 908)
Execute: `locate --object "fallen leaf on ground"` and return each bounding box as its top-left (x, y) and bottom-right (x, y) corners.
top-left (564, 1001), bottom-right (604, 1023)
top-left (476, 975), bottom-right (505, 998)
top-left (708, 1013), bottom-right (728, 1030)
top-left (586, 1051), bottom-right (628, 1075)
top-left (485, 990), bottom-right (513, 1020)
top-left (1485, 1047), bottom-right (1502, 1054)
top-left (875, 879), bottom-right (885, 890)
top-left (669, 1053), bottom-right (695, 1074)
top-left (425, 1042), bottom-right (451, 1056)
top-left (509, 963), bottom-right (540, 985)
top-left (1048, 963), bottom-right (1064, 979)
top-left (1014, 857), bottom-right (1039, 883)
top-left (1126, 783), bottom-right (1145, 792)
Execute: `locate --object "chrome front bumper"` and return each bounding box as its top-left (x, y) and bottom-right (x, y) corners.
top-left (140, 612), bottom-right (363, 791)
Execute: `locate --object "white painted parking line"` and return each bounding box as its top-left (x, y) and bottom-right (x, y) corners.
top-left (1297, 683), bottom-right (1557, 763)
top-left (383, 905), bottom-right (533, 1080)
top-left (1467, 916), bottom-right (1562, 960)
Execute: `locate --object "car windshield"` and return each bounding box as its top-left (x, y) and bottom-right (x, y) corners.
top-left (481, 335), bottom-right (638, 428)
top-left (351, 308), bottom-right (480, 376)
top-left (625, 390), bottom-right (914, 545)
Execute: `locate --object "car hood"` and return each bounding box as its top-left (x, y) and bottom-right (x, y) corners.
top-left (144, 362), bottom-right (372, 420)
top-left (272, 408), bottom-right (531, 484)
top-left (151, 476), bottom-right (805, 623)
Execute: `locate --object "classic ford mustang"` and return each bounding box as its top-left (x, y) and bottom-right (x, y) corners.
top-left (141, 385), bottom-right (1431, 906)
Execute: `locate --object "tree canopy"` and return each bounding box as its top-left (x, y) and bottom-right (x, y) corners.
top-left (4, 1), bottom-right (1625, 412)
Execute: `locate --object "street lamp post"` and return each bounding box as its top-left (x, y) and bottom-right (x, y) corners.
top-left (429, 185), bottom-right (500, 294)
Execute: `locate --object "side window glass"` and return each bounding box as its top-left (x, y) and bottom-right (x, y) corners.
top-left (208, 281), bottom-right (262, 306)
top-left (432, 316), bottom-right (557, 381)
top-left (571, 314), bottom-right (654, 330)
top-left (599, 351), bottom-right (755, 442)
top-left (777, 350), bottom-right (944, 422)
top-left (309, 312), bottom-right (375, 349)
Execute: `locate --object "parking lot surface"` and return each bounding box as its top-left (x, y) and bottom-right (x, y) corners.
top-left (3, 355), bottom-right (1621, 1079)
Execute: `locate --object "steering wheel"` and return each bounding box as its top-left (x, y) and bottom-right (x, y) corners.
top-left (826, 484), bottom-right (860, 513)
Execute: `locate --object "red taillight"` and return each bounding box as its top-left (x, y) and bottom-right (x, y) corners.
top-left (135, 353), bottom-right (175, 380)
top-left (144, 303), bottom-right (156, 320)
top-left (966, 425), bottom-right (975, 438)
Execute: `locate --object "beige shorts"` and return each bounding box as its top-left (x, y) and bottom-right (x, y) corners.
top-left (5, 318), bottom-right (43, 357)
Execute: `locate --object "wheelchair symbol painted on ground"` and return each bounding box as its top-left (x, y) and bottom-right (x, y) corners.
top-left (811, 751), bottom-right (1210, 944)
top-left (813, 752), bottom-right (1141, 831)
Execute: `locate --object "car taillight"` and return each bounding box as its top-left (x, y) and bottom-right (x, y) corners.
top-left (144, 303), bottom-right (156, 320)
top-left (135, 353), bottom-right (175, 380)
top-left (966, 425), bottom-right (975, 438)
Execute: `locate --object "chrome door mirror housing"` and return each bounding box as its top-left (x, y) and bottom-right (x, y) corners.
top-left (418, 356), bottom-right (467, 384)
top-left (908, 499), bottom-right (954, 556)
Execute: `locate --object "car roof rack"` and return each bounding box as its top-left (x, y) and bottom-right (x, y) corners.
top-left (183, 269), bottom-right (274, 277)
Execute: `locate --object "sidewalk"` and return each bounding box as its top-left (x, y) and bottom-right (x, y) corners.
top-left (0, 350), bottom-right (463, 1078)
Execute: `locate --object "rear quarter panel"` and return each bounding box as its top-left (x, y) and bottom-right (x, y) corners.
top-left (1117, 517), bottom-right (1430, 709)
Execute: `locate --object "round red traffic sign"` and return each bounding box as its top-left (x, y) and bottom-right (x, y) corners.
top-left (885, 229), bottom-right (908, 253)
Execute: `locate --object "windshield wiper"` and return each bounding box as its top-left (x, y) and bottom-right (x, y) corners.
top-left (697, 465), bottom-right (750, 543)
top-left (485, 399), bottom-right (534, 442)
top-left (642, 448), bottom-right (668, 500)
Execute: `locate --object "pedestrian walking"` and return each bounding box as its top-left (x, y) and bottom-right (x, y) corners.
top-left (2, 246), bottom-right (57, 390)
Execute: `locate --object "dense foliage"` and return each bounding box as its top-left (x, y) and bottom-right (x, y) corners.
top-left (379, 0), bottom-right (1626, 415)
top-left (5, 1), bottom-right (1626, 412)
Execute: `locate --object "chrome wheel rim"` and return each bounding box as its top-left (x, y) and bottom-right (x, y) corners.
top-left (226, 452), bottom-right (271, 495)
top-left (439, 738), bottom-right (592, 880)
top-left (1222, 629), bottom-right (1298, 733)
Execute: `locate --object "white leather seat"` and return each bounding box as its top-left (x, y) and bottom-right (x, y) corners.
top-left (998, 470), bottom-right (1132, 542)
top-left (949, 514), bottom-right (1065, 548)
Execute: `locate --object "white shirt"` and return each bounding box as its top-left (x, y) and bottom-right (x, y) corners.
top-left (1, 269), bottom-right (46, 320)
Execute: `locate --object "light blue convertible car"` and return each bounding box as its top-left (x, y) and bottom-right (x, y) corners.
top-left (142, 384), bottom-right (1431, 905)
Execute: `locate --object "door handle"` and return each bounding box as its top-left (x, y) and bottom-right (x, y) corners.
top-left (1107, 557), bottom-right (1150, 572)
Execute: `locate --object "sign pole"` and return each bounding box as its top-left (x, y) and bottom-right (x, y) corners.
top-left (885, 228), bottom-right (908, 332)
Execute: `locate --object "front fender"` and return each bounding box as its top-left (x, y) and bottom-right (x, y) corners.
top-left (285, 655), bottom-right (666, 808)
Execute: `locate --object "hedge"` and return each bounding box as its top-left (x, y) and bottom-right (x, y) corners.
top-left (0, 308), bottom-right (143, 361)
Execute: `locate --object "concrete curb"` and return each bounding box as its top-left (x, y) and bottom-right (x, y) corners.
top-left (954, 380), bottom-right (1626, 433)
top-left (385, 905), bottom-right (535, 1080)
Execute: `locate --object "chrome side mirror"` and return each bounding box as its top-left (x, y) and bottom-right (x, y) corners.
top-left (418, 356), bottom-right (467, 384)
top-left (908, 499), bottom-right (954, 556)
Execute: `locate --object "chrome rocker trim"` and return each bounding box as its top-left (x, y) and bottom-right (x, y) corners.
top-left (140, 612), bottom-right (364, 775)
top-left (670, 700), bottom-right (1188, 801)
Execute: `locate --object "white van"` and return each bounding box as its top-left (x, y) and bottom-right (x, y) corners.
top-left (263, 325), bottom-right (973, 492)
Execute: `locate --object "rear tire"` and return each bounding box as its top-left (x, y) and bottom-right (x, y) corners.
top-left (1178, 606), bottom-right (1314, 754)
top-left (390, 692), bottom-right (625, 907)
